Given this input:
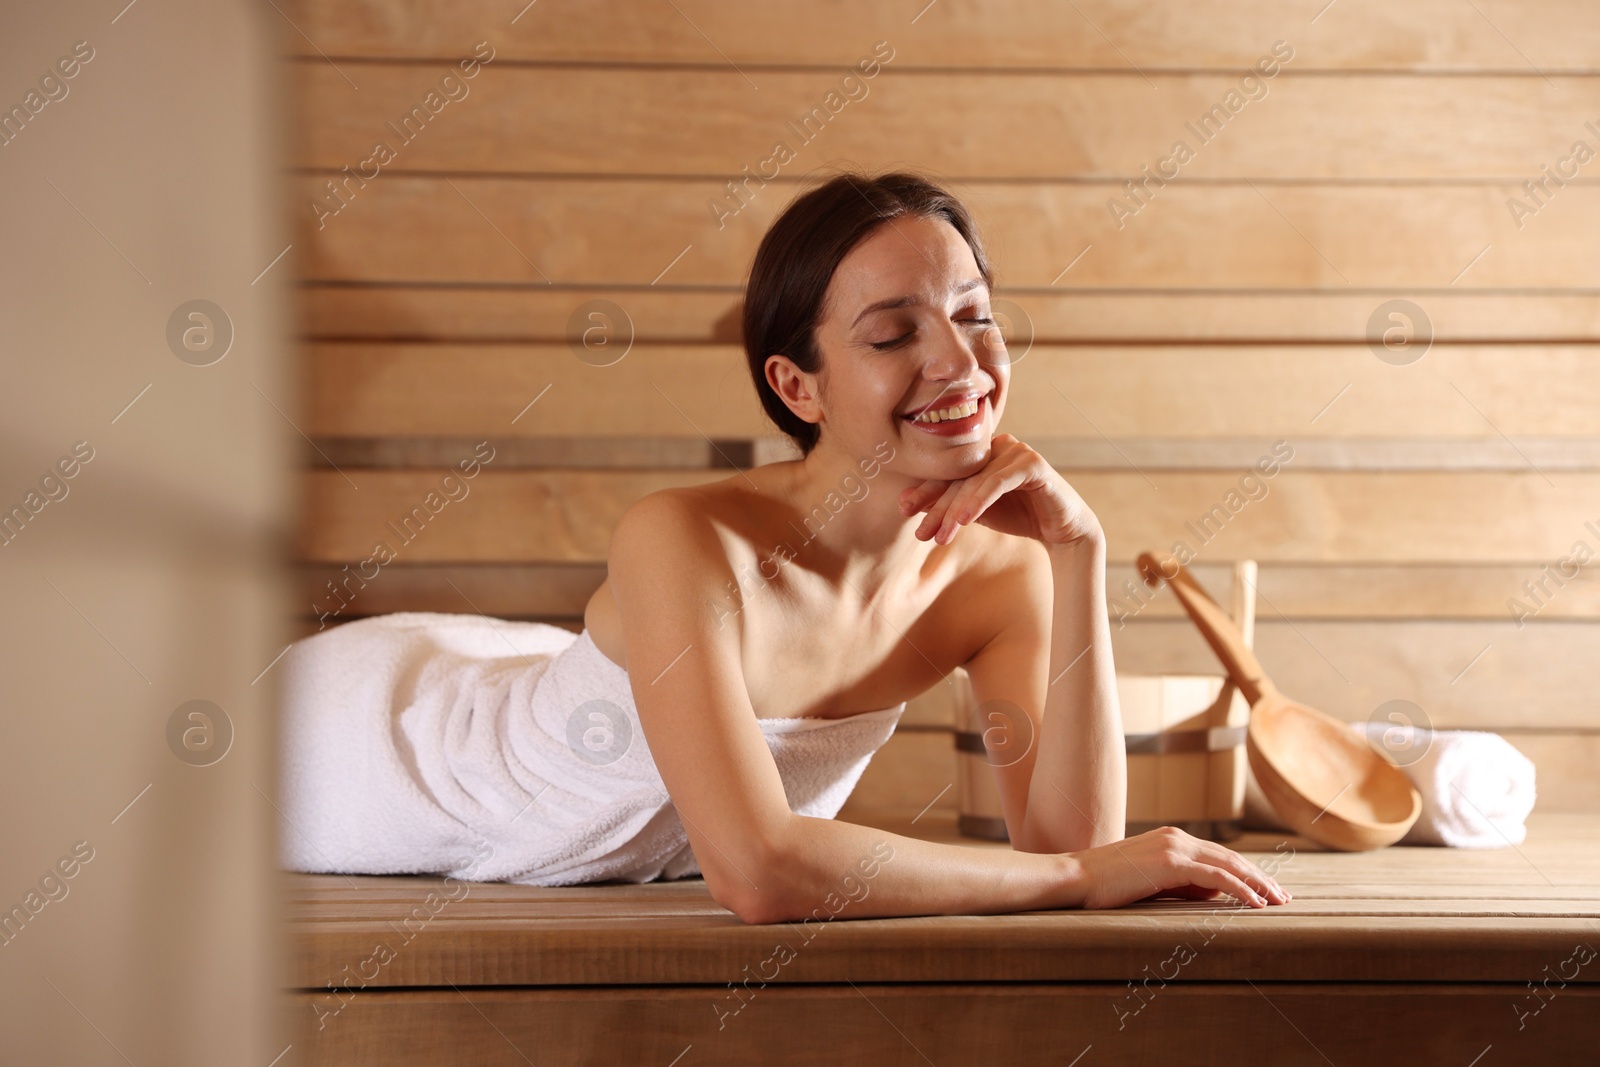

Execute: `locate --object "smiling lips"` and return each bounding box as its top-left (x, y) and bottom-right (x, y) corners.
top-left (902, 391), bottom-right (990, 434)
top-left (908, 397), bottom-right (979, 423)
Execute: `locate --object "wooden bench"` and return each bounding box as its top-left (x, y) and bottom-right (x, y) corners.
top-left (288, 810), bottom-right (1599, 1065)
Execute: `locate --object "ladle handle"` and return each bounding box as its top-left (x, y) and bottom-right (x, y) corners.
top-left (1136, 552), bottom-right (1275, 707)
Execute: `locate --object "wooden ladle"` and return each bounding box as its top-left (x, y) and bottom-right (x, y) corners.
top-left (1136, 552), bottom-right (1421, 851)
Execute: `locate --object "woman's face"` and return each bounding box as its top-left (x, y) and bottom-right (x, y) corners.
top-left (781, 214), bottom-right (1009, 480)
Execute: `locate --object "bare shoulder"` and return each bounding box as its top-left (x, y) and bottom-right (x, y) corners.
top-left (606, 476), bottom-right (771, 606)
top-left (610, 485), bottom-right (731, 578)
top-left (610, 477), bottom-right (761, 566)
top-left (612, 484), bottom-right (703, 545)
top-left (601, 485), bottom-right (746, 672)
top-left (595, 474), bottom-right (787, 670)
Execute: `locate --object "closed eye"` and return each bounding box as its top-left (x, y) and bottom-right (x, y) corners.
top-left (870, 316), bottom-right (992, 350)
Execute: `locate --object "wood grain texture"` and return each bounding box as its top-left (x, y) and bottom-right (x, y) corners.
top-left (294, 561), bottom-right (1600, 622)
top-left (1112, 619), bottom-right (1600, 731)
top-left (849, 727), bottom-right (1600, 822)
top-left (297, 468), bottom-right (1600, 564)
top-left (308, 430), bottom-right (1600, 472)
top-left (285, 0), bottom-right (1600, 851)
top-left (841, 725), bottom-right (1600, 816)
top-left (300, 286), bottom-right (1600, 343)
top-left (296, 176), bottom-right (1600, 289)
top-left (284, 812), bottom-right (1600, 990)
top-left (303, 341), bottom-right (1600, 439)
top-left (297, 468), bottom-right (726, 564)
top-left (293, 64), bottom-right (1600, 179)
top-left (285, 0), bottom-right (1600, 71)
top-left (307, 435), bottom-right (767, 469)
top-left (1499, 734), bottom-right (1600, 812)
top-left (290, 983), bottom-right (1600, 1066)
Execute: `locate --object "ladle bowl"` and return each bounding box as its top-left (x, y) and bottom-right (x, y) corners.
top-left (1247, 693), bottom-right (1422, 851)
top-left (1137, 552), bottom-right (1421, 851)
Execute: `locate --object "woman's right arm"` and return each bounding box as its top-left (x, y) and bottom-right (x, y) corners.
top-left (606, 492), bottom-right (1283, 925)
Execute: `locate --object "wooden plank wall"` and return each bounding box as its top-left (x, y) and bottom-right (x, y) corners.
top-left (285, 0), bottom-right (1600, 812)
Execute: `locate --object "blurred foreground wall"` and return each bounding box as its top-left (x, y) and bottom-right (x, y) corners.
top-left (1, 1), bottom-right (292, 1063)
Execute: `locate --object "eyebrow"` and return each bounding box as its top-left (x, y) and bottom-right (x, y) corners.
top-left (850, 276), bottom-right (990, 328)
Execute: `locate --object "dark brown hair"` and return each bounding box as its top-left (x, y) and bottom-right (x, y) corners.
top-left (741, 171), bottom-right (994, 457)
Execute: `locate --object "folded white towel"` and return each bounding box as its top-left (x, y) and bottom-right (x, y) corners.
top-left (277, 612), bottom-right (904, 886)
top-left (1347, 721), bottom-right (1538, 848)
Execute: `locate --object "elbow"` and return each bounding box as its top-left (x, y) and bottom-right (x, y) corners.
top-left (711, 872), bottom-right (787, 926)
top-left (721, 887), bottom-right (777, 926)
top-left (1010, 815), bottom-right (1058, 856)
top-left (1014, 816), bottom-right (1115, 857)
top-left (706, 831), bottom-right (801, 925)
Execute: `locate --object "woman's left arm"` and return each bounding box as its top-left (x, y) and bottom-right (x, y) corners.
top-left (900, 434), bottom-right (1126, 854)
top-left (1027, 535), bottom-right (1126, 852)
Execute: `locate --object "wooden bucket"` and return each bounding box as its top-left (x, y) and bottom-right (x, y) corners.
top-left (955, 560), bottom-right (1258, 844)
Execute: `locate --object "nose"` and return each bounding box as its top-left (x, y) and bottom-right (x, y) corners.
top-left (925, 316), bottom-right (986, 378)
top-left (919, 317), bottom-right (998, 400)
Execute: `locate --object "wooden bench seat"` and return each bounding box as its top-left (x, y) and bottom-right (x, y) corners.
top-left (288, 812), bottom-right (1600, 1065)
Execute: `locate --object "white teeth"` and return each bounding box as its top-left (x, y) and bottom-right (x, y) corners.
top-left (911, 397), bottom-right (980, 424)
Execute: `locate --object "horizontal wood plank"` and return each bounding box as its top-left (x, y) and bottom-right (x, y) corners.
top-left (1114, 619), bottom-right (1600, 731)
top-left (284, 812), bottom-right (1600, 989)
top-left (301, 284), bottom-right (743, 343)
top-left (295, 561), bottom-right (1600, 621)
top-left (302, 342), bottom-right (1600, 439)
top-left (297, 468), bottom-right (719, 565)
top-left (303, 435), bottom-right (1600, 472)
top-left (300, 286), bottom-right (1600, 344)
top-left (290, 982), bottom-right (1600, 1067)
top-left (286, 0), bottom-right (1600, 72)
top-left (843, 725), bottom-right (1600, 815)
top-left (1494, 734), bottom-right (1600, 813)
top-left (307, 436), bottom-right (763, 470)
top-left (288, 894), bottom-right (1600, 920)
top-left (297, 468), bottom-right (1600, 564)
top-left (295, 177), bottom-right (1600, 290)
top-left (295, 64), bottom-right (1600, 179)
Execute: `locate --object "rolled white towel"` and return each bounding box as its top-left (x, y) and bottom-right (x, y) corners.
top-left (1347, 722), bottom-right (1537, 848)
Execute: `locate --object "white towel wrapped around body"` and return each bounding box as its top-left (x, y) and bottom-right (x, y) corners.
top-left (277, 612), bottom-right (905, 886)
top-left (1347, 721), bottom-right (1538, 848)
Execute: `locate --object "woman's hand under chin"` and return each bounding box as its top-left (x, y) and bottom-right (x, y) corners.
top-left (897, 433), bottom-right (1105, 548)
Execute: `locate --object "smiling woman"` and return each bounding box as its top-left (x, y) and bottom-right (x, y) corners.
top-left (591, 171), bottom-right (1290, 920)
top-left (277, 169), bottom-right (1289, 922)
top-left (741, 172), bottom-right (1000, 459)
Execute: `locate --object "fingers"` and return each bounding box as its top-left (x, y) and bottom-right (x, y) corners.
top-left (938, 464), bottom-right (1035, 542)
top-left (924, 461), bottom-right (1029, 543)
top-left (1195, 841), bottom-right (1291, 904)
top-left (898, 478), bottom-right (971, 543)
top-left (898, 480), bottom-right (948, 517)
top-left (897, 436), bottom-right (1029, 542)
top-left (1148, 884), bottom-right (1224, 902)
top-left (1180, 863), bottom-right (1273, 908)
top-left (917, 485), bottom-right (968, 543)
top-left (893, 437), bottom-right (1101, 546)
top-left (914, 482), bottom-right (965, 542)
top-left (1077, 832), bottom-right (1293, 911)
top-left (926, 474), bottom-right (996, 543)
top-left (1142, 828), bottom-right (1291, 908)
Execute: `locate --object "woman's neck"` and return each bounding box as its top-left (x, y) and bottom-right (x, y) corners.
top-left (773, 437), bottom-right (936, 605)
